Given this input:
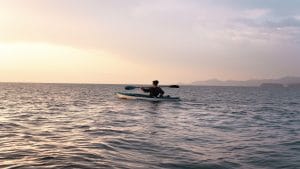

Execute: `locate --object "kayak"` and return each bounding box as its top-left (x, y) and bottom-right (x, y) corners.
top-left (116, 92), bottom-right (180, 102)
top-left (116, 92), bottom-right (180, 101)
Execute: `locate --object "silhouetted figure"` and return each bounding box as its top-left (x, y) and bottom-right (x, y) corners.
top-left (141, 80), bottom-right (164, 97)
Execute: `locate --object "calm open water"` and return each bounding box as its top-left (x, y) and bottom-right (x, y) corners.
top-left (0, 83), bottom-right (299, 169)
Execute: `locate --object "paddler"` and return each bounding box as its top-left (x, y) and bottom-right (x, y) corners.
top-left (141, 80), bottom-right (165, 97)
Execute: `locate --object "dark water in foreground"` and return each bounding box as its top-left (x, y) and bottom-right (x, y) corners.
top-left (0, 83), bottom-right (299, 169)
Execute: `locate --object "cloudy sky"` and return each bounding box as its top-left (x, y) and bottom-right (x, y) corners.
top-left (0, 0), bottom-right (299, 84)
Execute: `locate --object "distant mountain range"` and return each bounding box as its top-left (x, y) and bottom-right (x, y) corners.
top-left (191, 76), bottom-right (300, 87)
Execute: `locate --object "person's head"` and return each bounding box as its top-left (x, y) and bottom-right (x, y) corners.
top-left (152, 80), bottom-right (159, 86)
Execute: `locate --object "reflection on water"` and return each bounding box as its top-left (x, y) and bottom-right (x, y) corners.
top-left (0, 83), bottom-right (299, 169)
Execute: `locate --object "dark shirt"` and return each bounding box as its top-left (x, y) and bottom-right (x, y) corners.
top-left (142, 86), bottom-right (164, 97)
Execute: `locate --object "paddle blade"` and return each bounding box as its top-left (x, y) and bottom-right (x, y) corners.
top-left (168, 85), bottom-right (180, 88)
top-left (125, 85), bottom-right (138, 90)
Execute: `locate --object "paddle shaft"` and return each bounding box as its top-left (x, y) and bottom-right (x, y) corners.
top-left (125, 85), bottom-right (179, 90)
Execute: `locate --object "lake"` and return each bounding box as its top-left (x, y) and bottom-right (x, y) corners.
top-left (0, 83), bottom-right (299, 169)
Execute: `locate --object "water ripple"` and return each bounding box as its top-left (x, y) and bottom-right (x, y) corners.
top-left (0, 84), bottom-right (299, 169)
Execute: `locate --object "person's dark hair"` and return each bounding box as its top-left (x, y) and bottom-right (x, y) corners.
top-left (153, 80), bottom-right (159, 86)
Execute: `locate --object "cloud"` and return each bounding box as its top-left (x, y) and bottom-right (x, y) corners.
top-left (242, 8), bottom-right (271, 19)
top-left (265, 17), bottom-right (300, 28)
top-left (295, 16), bottom-right (300, 21)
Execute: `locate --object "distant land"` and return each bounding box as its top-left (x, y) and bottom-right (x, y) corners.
top-left (191, 76), bottom-right (300, 87)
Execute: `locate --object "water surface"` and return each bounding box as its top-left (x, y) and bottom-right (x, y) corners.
top-left (0, 83), bottom-right (299, 169)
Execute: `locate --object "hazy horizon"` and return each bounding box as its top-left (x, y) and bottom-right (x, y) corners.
top-left (1, 0), bottom-right (300, 84)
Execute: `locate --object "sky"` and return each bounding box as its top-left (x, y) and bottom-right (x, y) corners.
top-left (0, 0), bottom-right (300, 84)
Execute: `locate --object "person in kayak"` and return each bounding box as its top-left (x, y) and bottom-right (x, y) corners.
top-left (141, 80), bottom-right (165, 97)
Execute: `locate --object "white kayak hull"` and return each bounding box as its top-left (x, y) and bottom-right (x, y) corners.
top-left (116, 92), bottom-right (180, 102)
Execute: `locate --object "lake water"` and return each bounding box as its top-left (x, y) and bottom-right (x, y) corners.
top-left (0, 83), bottom-right (299, 169)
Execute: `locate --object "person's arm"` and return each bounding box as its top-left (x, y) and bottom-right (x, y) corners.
top-left (158, 87), bottom-right (164, 97)
top-left (141, 87), bottom-right (150, 93)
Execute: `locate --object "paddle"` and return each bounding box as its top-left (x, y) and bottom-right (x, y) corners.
top-left (125, 85), bottom-right (180, 90)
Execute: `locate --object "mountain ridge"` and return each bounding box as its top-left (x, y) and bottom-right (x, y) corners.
top-left (191, 76), bottom-right (300, 87)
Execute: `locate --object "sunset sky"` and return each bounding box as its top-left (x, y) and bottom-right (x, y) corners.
top-left (0, 0), bottom-right (300, 84)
